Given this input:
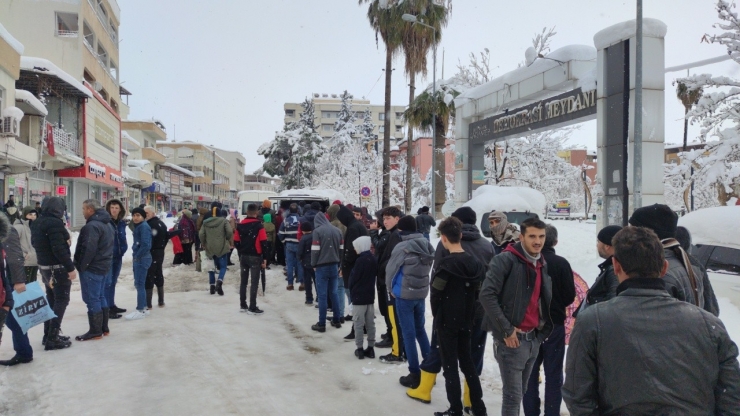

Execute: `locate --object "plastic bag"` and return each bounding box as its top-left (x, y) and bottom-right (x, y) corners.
top-left (10, 281), bottom-right (56, 334)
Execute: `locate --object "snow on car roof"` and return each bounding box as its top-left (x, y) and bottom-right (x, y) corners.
top-left (678, 206), bottom-right (740, 250)
top-left (464, 185), bottom-right (547, 216)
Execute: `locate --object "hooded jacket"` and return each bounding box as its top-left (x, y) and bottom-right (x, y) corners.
top-left (132, 220), bottom-right (152, 259)
top-left (13, 214), bottom-right (37, 268)
top-left (540, 246), bottom-right (576, 326)
top-left (563, 277), bottom-right (740, 415)
top-left (310, 213), bottom-right (342, 267)
top-left (178, 211), bottom-right (196, 244)
top-left (326, 204), bottom-right (347, 236)
top-left (236, 217), bottom-right (267, 259)
top-left (199, 215), bottom-right (233, 258)
top-left (338, 205), bottom-right (368, 285)
top-left (105, 199), bottom-right (128, 259)
top-left (575, 256), bottom-right (619, 317)
top-left (386, 232), bottom-right (435, 300)
top-left (348, 250), bottom-right (378, 305)
top-left (31, 197), bottom-right (74, 272)
top-left (147, 216), bottom-right (170, 250)
top-left (74, 208), bottom-right (114, 275)
top-left (661, 240), bottom-right (713, 312)
top-left (431, 252), bottom-right (486, 331)
top-left (479, 242), bottom-right (553, 342)
top-left (0, 213), bottom-right (26, 309)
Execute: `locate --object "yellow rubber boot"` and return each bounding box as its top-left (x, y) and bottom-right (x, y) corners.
top-left (406, 370), bottom-right (437, 404)
top-left (463, 380), bottom-right (471, 409)
top-left (389, 305), bottom-right (401, 357)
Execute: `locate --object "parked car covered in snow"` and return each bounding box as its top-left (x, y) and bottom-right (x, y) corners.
top-left (463, 185), bottom-right (547, 238)
top-left (679, 206), bottom-right (740, 275)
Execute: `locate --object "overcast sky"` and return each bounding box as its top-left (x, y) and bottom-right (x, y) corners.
top-left (120, 0), bottom-right (738, 173)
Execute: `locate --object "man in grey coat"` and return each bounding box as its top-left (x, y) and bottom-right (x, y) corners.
top-left (563, 226), bottom-right (740, 415)
top-left (310, 213), bottom-right (343, 332)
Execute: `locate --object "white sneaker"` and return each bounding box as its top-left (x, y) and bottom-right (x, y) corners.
top-left (125, 310), bottom-right (148, 320)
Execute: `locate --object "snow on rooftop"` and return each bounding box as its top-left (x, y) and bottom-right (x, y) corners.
top-left (664, 141), bottom-right (704, 150)
top-left (121, 149), bottom-right (129, 156)
top-left (15, 89), bottom-right (48, 116)
top-left (593, 18), bottom-right (667, 50)
top-left (464, 185), bottom-right (547, 222)
top-left (0, 23), bottom-right (23, 55)
top-left (122, 131), bottom-right (141, 147)
top-left (456, 45), bottom-right (596, 102)
top-left (127, 159), bottom-right (150, 169)
top-left (161, 162), bottom-right (195, 177)
top-left (20, 57), bottom-right (92, 98)
top-left (678, 206), bottom-right (740, 250)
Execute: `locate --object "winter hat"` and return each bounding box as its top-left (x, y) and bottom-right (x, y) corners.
top-left (488, 211), bottom-right (509, 237)
top-left (263, 213), bottom-right (272, 223)
top-left (22, 206), bottom-right (36, 218)
top-left (310, 201), bottom-right (322, 211)
top-left (301, 222), bottom-right (313, 232)
top-left (353, 236), bottom-right (372, 254)
top-left (131, 207), bottom-right (146, 218)
top-left (452, 206), bottom-right (477, 225)
top-left (628, 204), bottom-right (677, 240)
top-left (182, 209), bottom-right (192, 219)
top-left (332, 200), bottom-right (342, 206)
top-left (6, 206), bottom-right (17, 216)
top-left (597, 225), bottom-right (622, 246)
top-left (419, 206), bottom-right (430, 214)
top-left (397, 215), bottom-right (417, 232)
top-left (262, 199), bottom-right (271, 209)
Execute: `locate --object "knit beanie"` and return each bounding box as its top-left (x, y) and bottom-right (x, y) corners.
top-left (597, 225), bottom-right (622, 246)
top-left (22, 206), bottom-right (36, 218)
top-left (132, 207), bottom-right (146, 218)
top-left (310, 201), bottom-right (321, 211)
top-left (301, 222), bottom-right (313, 232)
top-left (419, 206), bottom-right (430, 214)
top-left (397, 215), bottom-right (417, 232)
top-left (332, 200), bottom-right (342, 206)
top-left (628, 204), bottom-right (677, 240)
top-left (451, 206), bottom-right (477, 225)
top-left (263, 199), bottom-right (271, 209)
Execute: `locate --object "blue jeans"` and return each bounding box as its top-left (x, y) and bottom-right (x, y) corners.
top-left (134, 256), bottom-right (152, 311)
top-left (79, 270), bottom-right (107, 313)
top-left (284, 243), bottom-right (303, 285)
top-left (3, 309), bottom-right (32, 359)
top-left (395, 297), bottom-right (430, 374)
top-left (105, 256), bottom-right (123, 308)
top-left (208, 254), bottom-right (228, 284)
top-left (523, 324), bottom-right (566, 416)
top-left (315, 264), bottom-right (340, 326)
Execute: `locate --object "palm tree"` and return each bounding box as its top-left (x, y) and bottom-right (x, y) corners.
top-left (405, 86), bottom-right (459, 214)
top-left (360, 0), bottom-right (405, 208)
top-left (399, 0), bottom-right (449, 213)
top-left (675, 81), bottom-right (703, 211)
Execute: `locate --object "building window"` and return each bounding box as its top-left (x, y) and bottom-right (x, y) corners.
top-left (110, 99), bottom-right (118, 114)
top-left (395, 125), bottom-right (403, 133)
top-left (322, 124), bottom-right (333, 132)
top-left (83, 69), bottom-right (95, 83)
top-left (379, 113), bottom-right (385, 121)
top-left (56, 12), bottom-right (79, 37)
top-left (285, 109), bottom-right (295, 117)
top-left (97, 43), bottom-right (108, 66)
top-left (109, 60), bottom-right (117, 79)
top-left (97, 0), bottom-right (108, 20)
top-left (83, 21), bottom-right (95, 50)
top-left (99, 88), bottom-right (109, 101)
top-left (379, 126), bottom-right (385, 133)
top-left (395, 112), bottom-right (404, 119)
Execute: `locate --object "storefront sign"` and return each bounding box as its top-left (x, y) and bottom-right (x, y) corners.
top-left (94, 117), bottom-right (116, 152)
top-left (472, 170), bottom-right (486, 185)
top-left (56, 186), bottom-right (67, 196)
top-left (110, 173), bottom-right (123, 183)
top-left (15, 178), bottom-right (26, 188)
top-left (89, 162), bottom-right (106, 177)
top-left (469, 88), bottom-right (597, 142)
top-left (7, 177), bottom-right (15, 187)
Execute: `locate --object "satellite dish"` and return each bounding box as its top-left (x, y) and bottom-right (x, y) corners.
top-left (525, 47), bottom-right (537, 66)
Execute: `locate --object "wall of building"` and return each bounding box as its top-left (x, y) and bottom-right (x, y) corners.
top-left (400, 137), bottom-right (455, 181)
top-left (85, 91), bottom-right (120, 170)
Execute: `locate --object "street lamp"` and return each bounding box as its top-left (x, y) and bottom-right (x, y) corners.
top-left (402, 13), bottom-right (437, 219)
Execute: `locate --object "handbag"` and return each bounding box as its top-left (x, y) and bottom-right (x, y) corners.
top-left (10, 281), bottom-right (56, 334)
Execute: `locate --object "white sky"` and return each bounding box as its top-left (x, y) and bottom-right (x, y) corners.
top-left (119, 0), bottom-right (740, 173)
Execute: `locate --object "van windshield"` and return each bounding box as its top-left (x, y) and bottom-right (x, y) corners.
top-left (241, 201), bottom-right (261, 214)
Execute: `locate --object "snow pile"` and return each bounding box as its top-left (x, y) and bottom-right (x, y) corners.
top-left (464, 185), bottom-right (547, 223)
top-left (0, 23), bottom-right (23, 55)
top-left (161, 162), bottom-right (195, 177)
top-left (1, 106), bottom-right (24, 121)
top-left (15, 90), bottom-right (48, 116)
top-left (20, 57), bottom-right (92, 98)
top-left (121, 131), bottom-right (141, 147)
top-left (678, 206), bottom-right (740, 249)
top-left (278, 188), bottom-right (346, 203)
top-left (593, 18), bottom-right (668, 49)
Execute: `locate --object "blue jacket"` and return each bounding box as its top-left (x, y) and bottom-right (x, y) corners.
top-left (132, 221), bottom-right (152, 259)
top-left (111, 219), bottom-right (128, 259)
top-left (278, 213), bottom-right (301, 244)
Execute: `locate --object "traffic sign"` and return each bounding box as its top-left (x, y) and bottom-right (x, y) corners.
top-left (360, 186), bottom-right (372, 197)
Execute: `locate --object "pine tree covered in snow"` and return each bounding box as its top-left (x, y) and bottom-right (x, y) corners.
top-left (333, 90), bottom-right (357, 143)
top-left (676, 0), bottom-right (740, 205)
top-left (258, 98), bottom-right (324, 190)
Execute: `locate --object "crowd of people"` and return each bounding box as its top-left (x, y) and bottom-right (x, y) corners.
top-left (0, 195), bottom-right (738, 415)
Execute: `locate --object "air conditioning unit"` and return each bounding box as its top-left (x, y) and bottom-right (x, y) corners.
top-left (1, 116), bottom-right (20, 137)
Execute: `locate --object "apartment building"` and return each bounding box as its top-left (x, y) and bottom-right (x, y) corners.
top-left (557, 148), bottom-right (598, 182)
top-left (244, 173), bottom-right (281, 192)
top-left (207, 146), bottom-right (246, 208)
top-left (157, 141), bottom-right (231, 208)
top-left (396, 136), bottom-right (455, 182)
top-left (284, 94), bottom-right (406, 145)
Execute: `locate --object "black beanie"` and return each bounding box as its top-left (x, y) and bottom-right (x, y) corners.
top-left (597, 225), bottom-right (622, 246)
top-left (301, 222), bottom-right (313, 232)
top-left (451, 206), bottom-right (477, 225)
top-left (628, 204), bottom-right (677, 240)
top-left (397, 215), bottom-right (417, 232)
top-left (310, 201), bottom-right (321, 211)
top-left (131, 207), bottom-right (146, 218)
top-left (419, 206), bottom-right (430, 214)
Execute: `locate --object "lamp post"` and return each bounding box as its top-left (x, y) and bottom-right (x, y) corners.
top-left (402, 13), bottom-right (437, 218)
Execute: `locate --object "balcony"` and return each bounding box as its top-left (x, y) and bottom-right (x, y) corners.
top-left (43, 124), bottom-right (84, 170)
top-left (142, 147), bottom-right (166, 164)
top-left (0, 136), bottom-right (38, 172)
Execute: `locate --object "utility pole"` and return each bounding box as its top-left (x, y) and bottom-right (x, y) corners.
top-left (634, 0), bottom-right (644, 210)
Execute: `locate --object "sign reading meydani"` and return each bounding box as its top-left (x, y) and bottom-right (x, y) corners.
top-left (95, 117), bottom-right (116, 151)
top-left (469, 88), bottom-right (597, 142)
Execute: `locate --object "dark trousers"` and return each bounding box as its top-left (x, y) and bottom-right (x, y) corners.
top-left (438, 327), bottom-right (485, 414)
top-left (303, 266), bottom-right (315, 302)
top-left (523, 324), bottom-right (566, 416)
top-left (24, 266), bottom-right (38, 283)
top-left (239, 255), bottom-right (261, 309)
top-left (4, 308), bottom-right (32, 359)
top-left (275, 238), bottom-right (285, 266)
top-left (174, 243), bottom-right (193, 265)
top-left (40, 267), bottom-right (71, 331)
top-left (377, 283), bottom-right (390, 332)
top-left (388, 295), bottom-right (405, 357)
top-left (146, 248), bottom-right (165, 289)
top-left (421, 315), bottom-right (487, 375)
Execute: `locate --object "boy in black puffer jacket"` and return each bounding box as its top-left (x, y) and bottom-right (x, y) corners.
top-left (348, 236), bottom-right (377, 359)
top-left (296, 222), bottom-right (314, 305)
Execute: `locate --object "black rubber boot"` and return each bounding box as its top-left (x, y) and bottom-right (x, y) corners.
top-left (0, 354), bottom-right (33, 366)
top-left (210, 284), bottom-right (216, 295)
top-left (146, 289), bottom-right (153, 309)
top-left (102, 308), bottom-right (110, 335)
top-left (75, 312), bottom-right (104, 341)
top-left (157, 286), bottom-right (165, 307)
top-left (216, 280), bottom-right (224, 296)
top-left (42, 320), bottom-right (50, 345)
top-left (45, 328), bottom-right (72, 350)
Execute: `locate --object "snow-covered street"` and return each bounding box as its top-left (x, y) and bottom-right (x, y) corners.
top-left (1, 219), bottom-right (738, 415)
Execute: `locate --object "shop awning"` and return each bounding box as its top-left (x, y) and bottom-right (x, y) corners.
top-left (15, 90), bottom-right (48, 116)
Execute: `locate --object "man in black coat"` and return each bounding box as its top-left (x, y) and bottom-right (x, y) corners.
top-left (576, 225), bottom-right (621, 317)
top-left (31, 196), bottom-right (75, 350)
top-left (375, 207), bottom-right (404, 358)
top-left (338, 204), bottom-right (368, 329)
top-left (145, 206), bottom-right (169, 309)
top-left (523, 225), bottom-right (575, 416)
top-left (73, 199), bottom-right (114, 341)
top-left (563, 226), bottom-right (740, 414)
top-left (415, 206), bottom-right (436, 241)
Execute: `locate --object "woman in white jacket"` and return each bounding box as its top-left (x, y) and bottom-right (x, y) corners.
top-left (13, 206), bottom-right (38, 283)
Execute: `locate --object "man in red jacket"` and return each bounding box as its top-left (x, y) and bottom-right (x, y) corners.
top-left (236, 203), bottom-right (267, 315)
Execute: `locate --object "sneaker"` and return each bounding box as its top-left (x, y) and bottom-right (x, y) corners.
top-left (354, 348), bottom-right (365, 359)
top-left (330, 321), bottom-right (342, 329)
top-left (311, 323), bottom-right (326, 333)
top-left (210, 285), bottom-right (216, 295)
top-left (314, 304), bottom-right (319, 309)
top-left (344, 315), bottom-right (353, 321)
top-left (247, 307), bottom-right (264, 315)
top-left (379, 353), bottom-right (406, 364)
top-left (305, 300), bottom-right (314, 306)
top-left (343, 331), bottom-right (355, 341)
top-left (381, 332), bottom-right (390, 340)
top-left (363, 346), bottom-right (376, 359)
top-left (339, 317), bottom-right (346, 324)
top-left (434, 409), bottom-right (464, 416)
top-left (125, 310), bottom-right (148, 320)
top-left (375, 337), bottom-right (393, 348)
top-left (216, 280), bottom-right (224, 296)
top-left (286, 285), bottom-right (294, 291)
top-left (240, 304), bottom-right (248, 313)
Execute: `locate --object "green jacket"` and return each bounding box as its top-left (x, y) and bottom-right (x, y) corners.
top-left (198, 216), bottom-right (233, 258)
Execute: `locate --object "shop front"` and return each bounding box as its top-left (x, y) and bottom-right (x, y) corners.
top-left (56, 158), bottom-right (123, 229)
